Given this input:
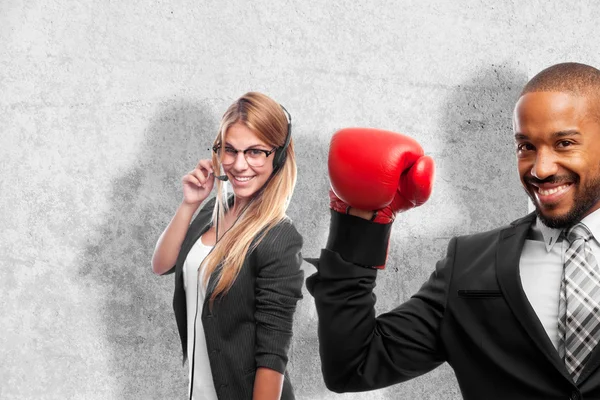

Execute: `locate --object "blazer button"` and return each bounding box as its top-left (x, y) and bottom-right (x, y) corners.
top-left (570, 392), bottom-right (581, 400)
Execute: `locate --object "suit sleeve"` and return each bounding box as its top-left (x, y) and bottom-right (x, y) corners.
top-left (253, 221), bottom-right (305, 374)
top-left (306, 210), bottom-right (454, 392)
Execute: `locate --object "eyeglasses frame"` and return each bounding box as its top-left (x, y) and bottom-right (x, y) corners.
top-left (212, 144), bottom-right (278, 166)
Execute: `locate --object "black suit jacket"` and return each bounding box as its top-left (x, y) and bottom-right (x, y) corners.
top-left (164, 197), bottom-right (304, 400)
top-left (306, 210), bottom-right (600, 400)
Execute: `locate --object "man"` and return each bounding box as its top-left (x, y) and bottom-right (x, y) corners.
top-left (306, 62), bottom-right (600, 399)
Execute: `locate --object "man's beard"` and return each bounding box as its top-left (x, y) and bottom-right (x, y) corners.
top-left (524, 173), bottom-right (600, 229)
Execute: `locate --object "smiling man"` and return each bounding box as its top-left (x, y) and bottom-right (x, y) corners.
top-left (307, 63), bottom-right (600, 399)
top-left (516, 66), bottom-right (600, 228)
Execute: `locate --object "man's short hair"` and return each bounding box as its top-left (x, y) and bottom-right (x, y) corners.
top-left (521, 62), bottom-right (600, 122)
top-left (521, 62), bottom-right (600, 96)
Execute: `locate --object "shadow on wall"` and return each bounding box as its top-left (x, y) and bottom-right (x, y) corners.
top-left (285, 130), bottom-right (333, 399)
top-left (269, 66), bottom-right (530, 400)
top-left (78, 98), bottom-right (219, 399)
top-left (317, 65), bottom-right (531, 400)
top-left (435, 64), bottom-right (530, 234)
top-left (73, 64), bottom-right (530, 400)
top-left (289, 65), bottom-right (530, 400)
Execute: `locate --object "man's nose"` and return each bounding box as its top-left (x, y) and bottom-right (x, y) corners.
top-left (530, 148), bottom-right (559, 180)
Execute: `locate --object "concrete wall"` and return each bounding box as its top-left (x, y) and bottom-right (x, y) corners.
top-left (2, 1), bottom-right (599, 399)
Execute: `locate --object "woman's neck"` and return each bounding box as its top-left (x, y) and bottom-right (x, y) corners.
top-left (229, 196), bottom-right (250, 218)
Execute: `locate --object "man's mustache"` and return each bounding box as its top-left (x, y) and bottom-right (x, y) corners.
top-left (523, 174), bottom-right (578, 186)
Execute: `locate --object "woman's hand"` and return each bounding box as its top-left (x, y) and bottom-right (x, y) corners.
top-left (253, 367), bottom-right (283, 400)
top-left (182, 159), bottom-right (215, 205)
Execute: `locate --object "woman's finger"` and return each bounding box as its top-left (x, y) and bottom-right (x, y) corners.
top-left (197, 159), bottom-right (215, 175)
top-left (190, 168), bottom-right (208, 185)
top-left (182, 173), bottom-right (203, 188)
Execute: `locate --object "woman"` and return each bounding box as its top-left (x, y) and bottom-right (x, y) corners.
top-left (152, 92), bottom-right (303, 400)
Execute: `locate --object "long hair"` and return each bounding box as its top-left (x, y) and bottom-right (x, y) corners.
top-left (202, 92), bottom-right (297, 304)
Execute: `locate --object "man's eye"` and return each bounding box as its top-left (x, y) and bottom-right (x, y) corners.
top-left (517, 143), bottom-right (534, 151)
top-left (557, 141), bottom-right (572, 148)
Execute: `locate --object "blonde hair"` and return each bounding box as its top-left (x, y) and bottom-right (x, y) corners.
top-left (202, 92), bottom-right (297, 304)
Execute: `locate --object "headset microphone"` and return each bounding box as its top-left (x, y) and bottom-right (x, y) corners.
top-left (212, 173), bottom-right (228, 181)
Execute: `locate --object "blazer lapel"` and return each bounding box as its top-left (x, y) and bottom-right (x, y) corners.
top-left (578, 345), bottom-right (600, 385)
top-left (496, 213), bottom-right (572, 381)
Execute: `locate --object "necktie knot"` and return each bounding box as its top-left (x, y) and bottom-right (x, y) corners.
top-left (566, 223), bottom-right (593, 243)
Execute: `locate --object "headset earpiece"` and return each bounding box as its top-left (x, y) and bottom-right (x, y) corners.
top-left (273, 105), bottom-right (292, 171)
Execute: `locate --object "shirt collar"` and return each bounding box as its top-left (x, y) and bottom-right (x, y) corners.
top-left (580, 208), bottom-right (600, 247)
top-left (535, 218), bottom-right (563, 252)
top-left (535, 207), bottom-right (600, 252)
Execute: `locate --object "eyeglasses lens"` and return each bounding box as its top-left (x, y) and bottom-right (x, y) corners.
top-left (216, 147), bottom-right (267, 167)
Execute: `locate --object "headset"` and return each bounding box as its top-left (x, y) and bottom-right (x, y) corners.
top-left (272, 104), bottom-right (292, 172)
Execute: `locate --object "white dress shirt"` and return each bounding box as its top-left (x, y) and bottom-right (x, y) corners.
top-left (520, 208), bottom-right (600, 351)
top-left (183, 237), bottom-right (218, 400)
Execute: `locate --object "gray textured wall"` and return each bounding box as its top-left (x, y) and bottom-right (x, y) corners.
top-left (2, 1), bottom-right (600, 399)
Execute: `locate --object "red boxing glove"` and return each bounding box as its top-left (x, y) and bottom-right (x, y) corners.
top-left (329, 127), bottom-right (435, 224)
top-left (328, 128), bottom-right (435, 269)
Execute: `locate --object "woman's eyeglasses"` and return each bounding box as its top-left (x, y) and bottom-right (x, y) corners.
top-left (212, 144), bottom-right (277, 167)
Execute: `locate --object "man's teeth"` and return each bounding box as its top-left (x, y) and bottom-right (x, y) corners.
top-left (538, 184), bottom-right (570, 196)
top-left (234, 176), bottom-right (254, 182)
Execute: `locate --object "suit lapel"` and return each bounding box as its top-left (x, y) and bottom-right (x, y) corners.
top-left (579, 342), bottom-right (600, 384)
top-left (496, 213), bottom-right (572, 382)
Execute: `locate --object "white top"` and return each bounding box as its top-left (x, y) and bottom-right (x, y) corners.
top-left (183, 236), bottom-right (218, 400)
top-left (519, 209), bottom-right (600, 350)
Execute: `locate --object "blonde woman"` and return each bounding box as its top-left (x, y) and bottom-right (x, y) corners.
top-left (152, 92), bottom-right (303, 400)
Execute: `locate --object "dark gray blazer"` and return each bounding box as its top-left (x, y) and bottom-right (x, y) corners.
top-left (307, 210), bottom-right (600, 400)
top-left (163, 197), bottom-right (304, 400)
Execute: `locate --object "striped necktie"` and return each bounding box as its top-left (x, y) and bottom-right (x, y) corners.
top-left (558, 223), bottom-right (600, 382)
